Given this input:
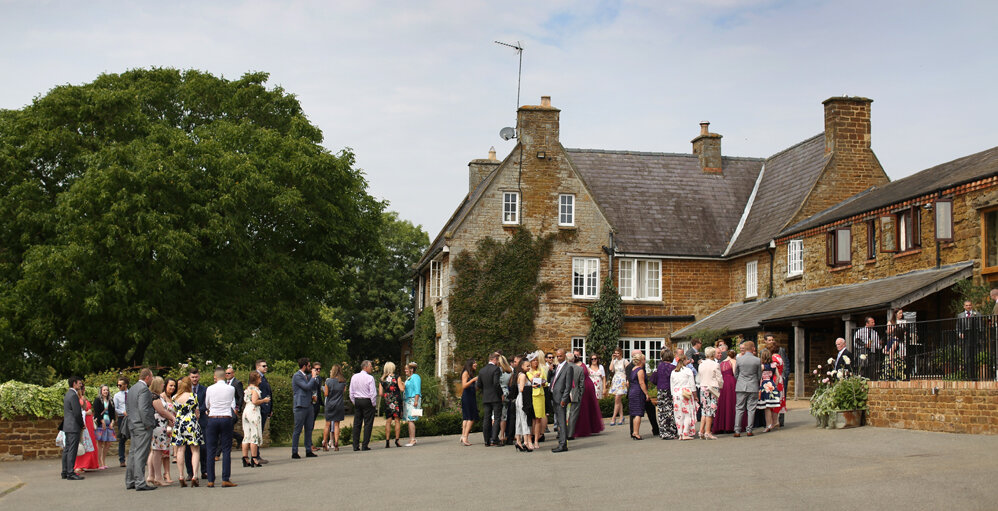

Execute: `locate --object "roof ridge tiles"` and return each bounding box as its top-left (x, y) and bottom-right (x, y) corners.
top-left (564, 148), bottom-right (764, 162)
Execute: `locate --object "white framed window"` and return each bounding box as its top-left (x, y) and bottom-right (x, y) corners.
top-left (572, 257), bottom-right (599, 299)
top-left (502, 191), bottom-right (519, 224)
top-left (559, 194), bottom-right (575, 226)
top-left (417, 275), bottom-right (425, 309)
top-left (571, 337), bottom-right (586, 360)
top-left (429, 260), bottom-right (442, 298)
top-left (618, 258), bottom-right (661, 300)
top-left (617, 338), bottom-right (664, 371)
top-left (787, 239), bottom-right (803, 277)
top-left (745, 260), bottom-right (758, 298)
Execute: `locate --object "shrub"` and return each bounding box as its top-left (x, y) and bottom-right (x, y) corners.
top-left (598, 395), bottom-right (628, 418)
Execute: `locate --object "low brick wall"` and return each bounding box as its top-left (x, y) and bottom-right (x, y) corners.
top-left (0, 417), bottom-right (63, 461)
top-left (867, 380), bottom-right (998, 434)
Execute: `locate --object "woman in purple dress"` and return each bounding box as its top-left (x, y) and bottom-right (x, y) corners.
top-left (627, 353), bottom-right (650, 440)
top-left (572, 363), bottom-right (605, 438)
top-left (712, 349), bottom-right (737, 434)
top-left (651, 347), bottom-right (678, 439)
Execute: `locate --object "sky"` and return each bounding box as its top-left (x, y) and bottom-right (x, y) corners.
top-left (2, 0), bottom-right (997, 238)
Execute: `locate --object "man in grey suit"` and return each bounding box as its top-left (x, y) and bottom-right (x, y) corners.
top-left (124, 368), bottom-right (158, 491)
top-left (566, 352), bottom-right (585, 439)
top-left (291, 357), bottom-right (321, 458)
top-left (550, 349), bottom-right (572, 453)
top-left (476, 352), bottom-right (503, 446)
top-left (734, 341), bottom-right (762, 438)
top-left (61, 376), bottom-right (85, 480)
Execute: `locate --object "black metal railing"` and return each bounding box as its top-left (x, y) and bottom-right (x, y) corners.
top-left (850, 314), bottom-right (998, 382)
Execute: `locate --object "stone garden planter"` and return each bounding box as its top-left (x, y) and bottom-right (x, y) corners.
top-left (833, 410), bottom-right (865, 429)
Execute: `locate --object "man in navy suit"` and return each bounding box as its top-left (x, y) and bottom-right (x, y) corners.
top-left (254, 359), bottom-right (272, 465)
top-left (291, 357), bottom-right (321, 458)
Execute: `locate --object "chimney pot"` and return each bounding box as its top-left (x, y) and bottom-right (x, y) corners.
top-left (488, 146), bottom-right (497, 161)
top-left (540, 96), bottom-right (551, 108)
top-left (700, 122), bottom-right (710, 135)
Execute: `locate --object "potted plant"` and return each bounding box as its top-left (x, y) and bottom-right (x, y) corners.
top-left (808, 358), bottom-right (869, 429)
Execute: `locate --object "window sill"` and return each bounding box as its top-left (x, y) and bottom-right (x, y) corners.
top-left (892, 248), bottom-right (922, 260)
top-left (864, 258), bottom-right (876, 264)
top-left (785, 274), bottom-right (803, 282)
top-left (743, 296), bottom-right (758, 303)
top-left (572, 297), bottom-right (598, 303)
top-left (558, 225), bottom-right (577, 230)
top-left (938, 241), bottom-right (955, 249)
top-left (981, 266), bottom-right (998, 276)
top-left (622, 298), bottom-right (665, 304)
top-left (829, 264), bottom-right (853, 273)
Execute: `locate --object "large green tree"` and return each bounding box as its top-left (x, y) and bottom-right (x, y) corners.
top-left (0, 68), bottom-right (382, 382)
top-left (337, 211), bottom-right (429, 363)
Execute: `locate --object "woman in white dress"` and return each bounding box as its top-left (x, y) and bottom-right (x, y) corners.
top-left (608, 348), bottom-right (628, 425)
top-left (588, 355), bottom-right (606, 399)
top-left (513, 358), bottom-right (535, 451)
top-left (241, 370), bottom-right (270, 467)
top-left (670, 353), bottom-right (699, 440)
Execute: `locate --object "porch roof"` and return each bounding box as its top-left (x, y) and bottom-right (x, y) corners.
top-left (671, 262), bottom-right (974, 338)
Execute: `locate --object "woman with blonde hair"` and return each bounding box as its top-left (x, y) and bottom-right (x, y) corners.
top-left (146, 377), bottom-right (176, 486)
top-left (381, 361), bottom-right (404, 448)
top-left (497, 355), bottom-right (512, 445)
top-left (608, 348), bottom-right (628, 425)
top-left (171, 377), bottom-right (202, 487)
top-left (526, 351), bottom-right (547, 445)
top-left (671, 353), bottom-right (699, 440)
top-left (698, 347), bottom-right (722, 439)
top-left (322, 364), bottom-right (347, 451)
top-left (627, 352), bottom-right (650, 439)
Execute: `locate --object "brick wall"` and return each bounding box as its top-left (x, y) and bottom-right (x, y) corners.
top-left (0, 417), bottom-right (63, 461)
top-left (867, 380), bottom-right (998, 434)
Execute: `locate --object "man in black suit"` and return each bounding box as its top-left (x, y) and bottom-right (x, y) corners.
top-left (686, 339), bottom-right (704, 366)
top-left (477, 352), bottom-right (503, 446)
top-left (254, 359), bottom-right (272, 464)
top-left (566, 351), bottom-right (585, 439)
top-left (832, 337), bottom-right (853, 375)
top-left (215, 365), bottom-right (244, 458)
top-left (550, 349), bottom-right (572, 453)
top-left (626, 350), bottom-right (659, 437)
top-left (61, 376), bottom-right (85, 480)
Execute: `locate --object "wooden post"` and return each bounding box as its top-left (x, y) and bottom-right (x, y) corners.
top-left (843, 315), bottom-right (856, 351)
top-left (794, 321), bottom-right (805, 399)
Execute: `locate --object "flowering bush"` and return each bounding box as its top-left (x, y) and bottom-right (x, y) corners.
top-left (809, 361), bottom-right (869, 420)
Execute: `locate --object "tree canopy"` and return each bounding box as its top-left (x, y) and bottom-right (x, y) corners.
top-left (0, 68), bottom-right (386, 382)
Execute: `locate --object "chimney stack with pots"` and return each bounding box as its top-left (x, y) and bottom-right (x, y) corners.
top-left (691, 121), bottom-right (723, 174)
top-left (468, 147), bottom-right (500, 193)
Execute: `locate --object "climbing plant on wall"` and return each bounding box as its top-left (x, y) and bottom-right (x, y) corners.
top-left (449, 228), bottom-right (554, 361)
top-left (412, 306), bottom-right (437, 374)
top-left (587, 276), bottom-right (623, 365)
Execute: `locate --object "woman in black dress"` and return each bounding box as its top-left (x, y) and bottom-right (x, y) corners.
top-left (460, 358), bottom-right (479, 446)
top-left (322, 364), bottom-right (346, 451)
top-left (381, 362), bottom-right (404, 448)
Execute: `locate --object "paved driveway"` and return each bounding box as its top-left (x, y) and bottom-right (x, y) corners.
top-left (2, 410), bottom-right (997, 510)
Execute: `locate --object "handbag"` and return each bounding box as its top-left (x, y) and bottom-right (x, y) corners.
top-left (56, 430), bottom-right (66, 448)
top-left (77, 441), bottom-right (86, 456)
top-left (681, 388), bottom-right (692, 399)
top-left (410, 407), bottom-right (423, 417)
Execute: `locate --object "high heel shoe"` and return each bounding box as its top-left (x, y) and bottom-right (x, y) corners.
top-left (180, 478), bottom-right (187, 488)
top-left (385, 439), bottom-right (391, 448)
top-left (242, 456), bottom-right (251, 467)
top-left (191, 478), bottom-right (199, 488)
top-left (334, 441), bottom-right (339, 452)
top-left (514, 443), bottom-right (524, 452)
top-left (322, 441), bottom-right (329, 452)
top-left (395, 439), bottom-right (401, 448)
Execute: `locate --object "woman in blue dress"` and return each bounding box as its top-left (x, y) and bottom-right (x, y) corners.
top-left (627, 353), bottom-right (650, 440)
top-left (403, 362), bottom-right (422, 447)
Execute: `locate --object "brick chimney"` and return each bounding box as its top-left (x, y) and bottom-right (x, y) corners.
top-left (516, 95), bottom-right (560, 155)
top-left (691, 121), bottom-right (723, 174)
top-left (822, 96), bottom-right (872, 154)
top-left (468, 146), bottom-right (500, 193)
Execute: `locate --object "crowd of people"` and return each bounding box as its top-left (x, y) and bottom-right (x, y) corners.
top-left (58, 357), bottom-right (424, 490)
top-left (58, 337), bottom-right (790, 488)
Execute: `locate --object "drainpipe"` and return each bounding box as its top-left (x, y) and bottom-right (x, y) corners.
top-left (935, 192), bottom-right (942, 270)
top-left (768, 240), bottom-right (776, 298)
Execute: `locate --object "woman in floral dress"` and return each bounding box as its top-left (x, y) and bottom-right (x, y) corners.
top-left (588, 355), bottom-right (606, 399)
top-left (670, 352), bottom-right (699, 440)
top-left (241, 371), bottom-right (269, 466)
top-left (608, 349), bottom-right (628, 425)
top-left (171, 377), bottom-right (203, 487)
top-left (766, 338), bottom-right (787, 420)
top-left (759, 349), bottom-right (781, 433)
top-left (382, 362), bottom-right (404, 448)
top-left (146, 377), bottom-right (176, 486)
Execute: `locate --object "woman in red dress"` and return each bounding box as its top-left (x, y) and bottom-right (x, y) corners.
top-left (74, 383), bottom-right (100, 473)
top-left (766, 337), bottom-right (787, 422)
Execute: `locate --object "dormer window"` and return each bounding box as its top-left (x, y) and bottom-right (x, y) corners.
top-left (502, 191), bottom-right (519, 224)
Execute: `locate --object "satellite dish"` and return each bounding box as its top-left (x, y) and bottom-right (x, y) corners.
top-left (499, 127), bottom-right (516, 141)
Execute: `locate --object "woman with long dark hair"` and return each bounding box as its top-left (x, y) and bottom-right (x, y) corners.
top-left (459, 358), bottom-right (479, 446)
top-left (92, 384), bottom-right (116, 470)
top-left (513, 357), bottom-right (535, 451)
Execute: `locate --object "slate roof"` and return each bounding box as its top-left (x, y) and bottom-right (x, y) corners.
top-left (671, 262), bottom-right (973, 338)
top-left (565, 150), bottom-right (763, 257)
top-left (782, 145), bottom-right (998, 235)
top-left (725, 134), bottom-right (829, 255)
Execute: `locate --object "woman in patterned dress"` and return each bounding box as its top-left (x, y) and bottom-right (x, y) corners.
top-left (759, 349), bottom-right (781, 433)
top-left (588, 355), bottom-right (606, 399)
top-left (671, 352), bottom-right (699, 440)
top-left (241, 370), bottom-right (269, 466)
top-left (92, 384), bottom-right (116, 470)
top-left (171, 376), bottom-right (203, 487)
top-left (145, 377), bottom-right (176, 486)
top-left (766, 338), bottom-right (787, 423)
top-left (382, 362), bottom-right (404, 448)
top-left (608, 348), bottom-right (628, 425)
top-left (652, 347), bottom-right (678, 439)
top-left (698, 347), bottom-right (722, 440)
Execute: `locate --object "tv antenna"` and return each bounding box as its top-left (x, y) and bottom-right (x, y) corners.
top-left (494, 40), bottom-right (523, 140)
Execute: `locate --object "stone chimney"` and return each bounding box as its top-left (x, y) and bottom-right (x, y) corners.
top-left (468, 146), bottom-right (500, 193)
top-left (691, 121), bottom-right (723, 174)
top-left (822, 96), bottom-right (872, 155)
top-left (516, 95), bottom-right (560, 155)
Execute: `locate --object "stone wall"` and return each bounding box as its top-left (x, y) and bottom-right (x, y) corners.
top-left (0, 417), bottom-right (63, 461)
top-left (867, 380), bottom-right (998, 434)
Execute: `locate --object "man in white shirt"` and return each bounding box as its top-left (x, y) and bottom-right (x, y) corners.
top-left (203, 368), bottom-right (238, 488)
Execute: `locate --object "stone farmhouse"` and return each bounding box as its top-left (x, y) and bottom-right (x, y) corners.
top-left (408, 95), bottom-right (998, 396)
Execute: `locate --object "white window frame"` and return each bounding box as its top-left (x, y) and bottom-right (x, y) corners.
top-left (787, 239), bottom-right (803, 277)
top-left (617, 338), bottom-right (664, 371)
top-left (429, 260), bottom-right (442, 298)
top-left (559, 194), bottom-right (575, 226)
top-left (572, 257), bottom-right (600, 299)
top-left (745, 260), bottom-right (758, 298)
top-left (571, 337), bottom-right (586, 361)
top-left (618, 258), bottom-right (661, 300)
top-left (502, 191), bottom-right (520, 225)
top-left (417, 275), bottom-right (425, 309)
